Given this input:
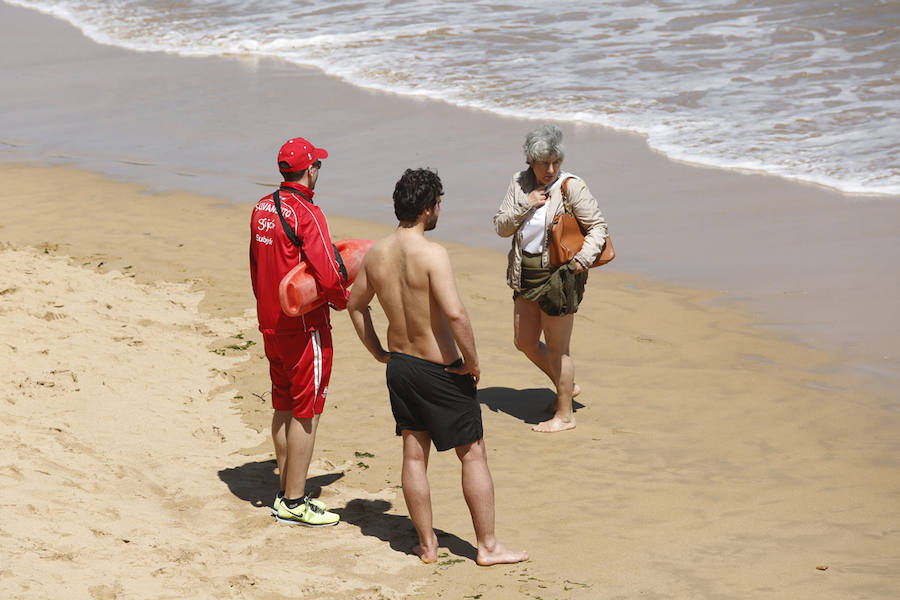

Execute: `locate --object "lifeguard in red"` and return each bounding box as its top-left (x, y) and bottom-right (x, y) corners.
top-left (250, 137), bottom-right (346, 526)
top-left (250, 152), bottom-right (348, 419)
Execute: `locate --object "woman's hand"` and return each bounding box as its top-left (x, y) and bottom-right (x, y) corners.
top-left (571, 259), bottom-right (586, 275)
top-left (527, 187), bottom-right (549, 208)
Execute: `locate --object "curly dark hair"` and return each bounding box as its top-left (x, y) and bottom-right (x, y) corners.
top-left (392, 168), bottom-right (443, 222)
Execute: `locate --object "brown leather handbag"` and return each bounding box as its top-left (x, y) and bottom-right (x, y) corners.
top-left (548, 177), bottom-right (615, 268)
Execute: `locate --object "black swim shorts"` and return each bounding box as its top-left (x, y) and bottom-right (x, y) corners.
top-left (385, 352), bottom-right (483, 451)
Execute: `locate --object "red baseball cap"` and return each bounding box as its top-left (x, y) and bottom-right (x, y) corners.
top-left (277, 137), bottom-right (328, 173)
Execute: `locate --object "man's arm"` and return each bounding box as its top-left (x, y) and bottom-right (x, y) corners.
top-left (296, 204), bottom-right (350, 309)
top-left (428, 245), bottom-right (480, 384)
top-left (347, 260), bottom-right (390, 363)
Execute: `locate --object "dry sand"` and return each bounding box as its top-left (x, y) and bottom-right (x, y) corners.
top-left (1, 164), bottom-right (898, 599)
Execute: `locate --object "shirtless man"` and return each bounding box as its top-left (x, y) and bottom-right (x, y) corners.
top-left (347, 168), bottom-right (527, 566)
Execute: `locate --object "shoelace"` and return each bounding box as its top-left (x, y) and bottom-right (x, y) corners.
top-left (304, 496), bottom-right (325, 514)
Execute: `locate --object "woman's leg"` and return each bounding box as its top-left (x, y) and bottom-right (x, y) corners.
top-left (512, 296), bottom-right (553, 380)
top-left (513, 296), bottom-right (580, 405)
top-left (532, 312), bottom-right (577, 433)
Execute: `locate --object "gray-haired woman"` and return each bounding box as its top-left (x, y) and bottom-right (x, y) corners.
top-left (493, 124), bottom-right (609, 433)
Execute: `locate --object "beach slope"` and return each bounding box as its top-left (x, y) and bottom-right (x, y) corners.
top-left (1, 165), bottom-right (898, 598)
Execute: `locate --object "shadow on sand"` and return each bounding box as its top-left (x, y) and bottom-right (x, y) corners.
top-left (478, 386), bottom-right (584, 425)
top-left (218, 464), bottom-right (476, 561)
top-left (335, 498), bottom-right (477, 562)
top-left (218, 459), bottom-right (344, 511)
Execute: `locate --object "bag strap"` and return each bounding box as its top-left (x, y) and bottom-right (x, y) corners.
top-left (560, 176), bottom-right (576, 214)
top-left (272, 189), bottom-right (304, 249)
top-left (273, 188), bottom-right (349, 282)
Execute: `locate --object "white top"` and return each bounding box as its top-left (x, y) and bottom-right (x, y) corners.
top-left (521, 203), bottom-right (547, 254)
top-left (519, 172), bottom-right (572, 254)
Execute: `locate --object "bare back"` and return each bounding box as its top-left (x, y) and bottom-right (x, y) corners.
top-left (362, 228), bottom-right (463, 364)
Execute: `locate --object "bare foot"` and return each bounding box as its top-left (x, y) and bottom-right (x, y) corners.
top-left (532, 415), bottom-right (576, 433)
top-left (476, 543), bottom-right (529, 566)
top-left (573, 382), bottom-right (581, 398)
top-left (412, 543), bottom-right (437, 564)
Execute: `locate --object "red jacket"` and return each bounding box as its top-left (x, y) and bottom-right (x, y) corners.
top-left (249, 182), bottom-right (349, 334)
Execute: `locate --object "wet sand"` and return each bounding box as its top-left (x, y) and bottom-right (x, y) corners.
top-left (2, 2), bottom-right (899, 384)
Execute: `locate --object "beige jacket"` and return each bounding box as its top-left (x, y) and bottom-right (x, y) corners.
top-left (494, 169), bottom-right (608, 291)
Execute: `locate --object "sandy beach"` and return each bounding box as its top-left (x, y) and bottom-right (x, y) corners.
top-left (2, 164), bottom-right (898, 599)
top-left (1, 2), bottom-right (899, 598)
top-left (3, 2), bottom-right (900, 383)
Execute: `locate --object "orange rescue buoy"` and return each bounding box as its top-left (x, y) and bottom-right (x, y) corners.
top-left (278, 238), bottom-right (373, 317)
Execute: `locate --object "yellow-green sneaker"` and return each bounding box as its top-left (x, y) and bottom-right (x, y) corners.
top-left (271, 492), bottom-right (283, 517)
top-left (276, 496), bottom-right (339, 527)
top-left (272, 491), bottom-right (325, 516)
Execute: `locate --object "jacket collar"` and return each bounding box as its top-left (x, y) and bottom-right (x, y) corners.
top-left (278, 181), bottom-right (315, 203)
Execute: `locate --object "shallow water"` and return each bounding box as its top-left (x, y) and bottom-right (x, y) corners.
top-left (7, 0), bottom-right (900, 196)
